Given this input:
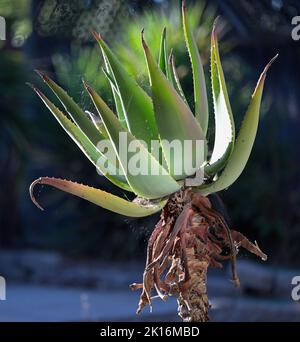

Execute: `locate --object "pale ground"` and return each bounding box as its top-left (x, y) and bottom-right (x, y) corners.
top-left (0, 250), bottom-right (300, 322)
top-left (0, 281), bottom-right (300, 322)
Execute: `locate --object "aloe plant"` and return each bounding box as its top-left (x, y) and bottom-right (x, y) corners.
top-left (29, 2), bottom-right (277, 322)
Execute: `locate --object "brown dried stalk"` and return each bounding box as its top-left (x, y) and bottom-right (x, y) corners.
top-left (130, 188), bottom-right (267, 322)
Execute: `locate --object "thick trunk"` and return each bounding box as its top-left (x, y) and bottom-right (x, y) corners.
top-left (177, 248), bottom-right (209, 322)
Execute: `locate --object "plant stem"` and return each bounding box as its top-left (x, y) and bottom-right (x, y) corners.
top-left (177, 247), bottom-right (210, 322)
top-left (131, 188), bottom-right (266, 322)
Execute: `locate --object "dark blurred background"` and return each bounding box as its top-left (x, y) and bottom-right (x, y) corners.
top-left (0, 0), bottom-right (300, 322)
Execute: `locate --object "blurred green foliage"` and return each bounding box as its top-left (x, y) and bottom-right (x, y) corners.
top-left (0, 0), bottom-right (32, 48)
top-left (52, 1), bottom-right (229, 125)
top-left (35, 0), bottom-right (128, 42)
top-left (112, 2), bottom-right (218, 81)
top-left (0, 0), bottom-right (32, 246)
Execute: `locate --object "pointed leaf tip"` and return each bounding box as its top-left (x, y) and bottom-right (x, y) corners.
top-left (30, 85), bottom-right (47, 100)
top-left (26, 82), bottom-right (35, 90)
top-left (212, 16), bottom-right (221, 35)
top-left (182, 0), bottom-right (209, 134)
top-left (141, 28), bottom-right (147, 50)
top-left (30, 178), bottom-right (45, 211)
top-left (83, 80), bottom-right (98, 100)
top-left (200, 55), bottom-right (276, 195)
top-left (34, 69), bottom-right (50, 83)
top-left (82, 79), bottom-right (92, 92)
top-left (91, 30), bottom-right (102, 42)
top-left (30, 177), bottom-right (166, 217)
top-left (255, 54), bottom-right (278, 89)
top-left (29, 84), bottom-right (52, 104)
top-left (265, 53), bottom-right (279, 71)
top-left (158, 27), bottom-right (168, 75)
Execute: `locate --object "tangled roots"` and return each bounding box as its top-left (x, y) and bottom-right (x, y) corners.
top-left (130, 189), bottom-right (267, 322)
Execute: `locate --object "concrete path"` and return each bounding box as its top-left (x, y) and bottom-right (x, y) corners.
top-left (0, 284), bottom-right (178, 322)
top-left (1, 283), bottom-right (300, 322)
top-left (1, 251), bottom-right (300, 322)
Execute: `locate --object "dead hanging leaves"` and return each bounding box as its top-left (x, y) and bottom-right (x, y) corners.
top-left (130, 189), bottom-right (267, 317)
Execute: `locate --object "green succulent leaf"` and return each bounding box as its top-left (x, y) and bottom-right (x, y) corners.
top-left (159, 30), bottom-right (175, 85)
top-left (182, 0), bottom-right (209, 135)
top-left (142, 32), bottom-right (206, 180)
top-left (158, 27), bottom-right (168, 75)
top-left (102, 66), bottom-right (117, 89)
top-left (85, 82), bottom-right (181, 199)
top-left (168, 51), bottom-right (188, 106)
top-left (29, 84), bottom-right (130, 191)
top-left (35, 70), bottom-right (105, 144)
top-left (205, 23), bottom-right (235, 175)
top-left (35, 70), bottom-right (123, 180)
top-left (85, 110), bottom-right (108, 138)
top-left (30, 177), bottom-right (166, 217)
top-left (199, 55), bottom-right (278, 196)
top-left (102, 62), bottom-right (127, 128)
top-left (93, 32), bottom-right (159, 149)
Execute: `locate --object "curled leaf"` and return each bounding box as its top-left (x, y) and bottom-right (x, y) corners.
top-left (30, 177), bottom-right (166, 217)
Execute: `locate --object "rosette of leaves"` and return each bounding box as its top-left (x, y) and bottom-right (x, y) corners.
top-left (29, 2), bottom-right (277, 322)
